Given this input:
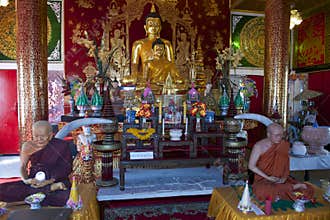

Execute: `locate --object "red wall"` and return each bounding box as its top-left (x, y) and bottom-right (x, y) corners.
top-left (308, 71), bottom-right (330, 126)
top-left (0, 70), bottom-right (19, 154)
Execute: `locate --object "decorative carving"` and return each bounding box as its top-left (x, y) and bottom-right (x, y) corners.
top-left (75, 0), bottom-right (95, 9)
top-left (204, 0), bottom-right (220, 17)
top-left (240, 17), bottom-right (265, 67)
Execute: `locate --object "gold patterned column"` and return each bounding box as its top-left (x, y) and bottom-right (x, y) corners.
top-left (16, 0), bottom-right (48, 143)
top-left (264, 0), bottom-right (290, 127)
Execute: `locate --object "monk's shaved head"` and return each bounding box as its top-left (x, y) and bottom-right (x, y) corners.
top-left (267, 123), bottom-right (284, 144)
top-left (32, 120), bottom-right (52, 134)
top-left (267, 123), bottom-right (283, 133)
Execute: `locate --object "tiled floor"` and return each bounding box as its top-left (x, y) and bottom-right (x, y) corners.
top-left (0, 156), bottom-right (20, 178)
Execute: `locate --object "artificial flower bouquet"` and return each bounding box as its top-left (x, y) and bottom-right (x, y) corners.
top-left (240, 77), bottom-right (258, 98)
top-left (190, 102), bottom-right (207, 117)
top-left (136, 103), bottom-right (152, 119)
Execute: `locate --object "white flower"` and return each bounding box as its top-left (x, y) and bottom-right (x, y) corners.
top-left (216, 47), bottom-right (244, 70)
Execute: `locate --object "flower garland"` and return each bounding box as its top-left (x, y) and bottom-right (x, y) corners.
top-left (190, 102), bottom-right (207, 117)
top-left (126, 128), bottom-right (156, 140)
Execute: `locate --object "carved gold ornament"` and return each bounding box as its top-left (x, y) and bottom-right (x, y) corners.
top-left (240, 17), bottom-right (265, 67)
top-left (0, 2), bottom-right (51, 60)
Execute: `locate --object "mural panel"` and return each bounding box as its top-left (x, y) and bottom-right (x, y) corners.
top-left (0, 0), bottom-right (62, 62)
top-left (231, 13), bottom-right (265, 68)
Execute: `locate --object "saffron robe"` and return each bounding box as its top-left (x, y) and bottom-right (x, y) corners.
top-left (0, 138), bottom-right (72, 206)
top-left (252, 141), bottom-right (314, 201)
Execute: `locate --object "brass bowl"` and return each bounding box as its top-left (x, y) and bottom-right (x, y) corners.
top-left (224, 117), bottom-right (242, 134)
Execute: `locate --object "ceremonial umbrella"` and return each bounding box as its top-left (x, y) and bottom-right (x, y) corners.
top-left (294, 89), bottom-right (323, 101)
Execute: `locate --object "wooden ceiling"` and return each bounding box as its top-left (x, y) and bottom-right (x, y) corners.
top-left (230, 0), bottom-right (330, 17)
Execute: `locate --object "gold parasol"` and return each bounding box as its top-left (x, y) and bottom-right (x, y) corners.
top-left (294, 89), bottom-right (323, 101)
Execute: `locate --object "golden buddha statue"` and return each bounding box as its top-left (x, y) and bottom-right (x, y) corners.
top-left (123, 4), bottom-right (174, 88)
top-left (145, 39), bottom-right (187, 93)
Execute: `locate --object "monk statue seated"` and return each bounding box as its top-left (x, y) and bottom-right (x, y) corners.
top-left (0, 121), bottom-right (72, 206)
top-left (248, 123), bottom-right (314, 201)
top-left (145, 39), bottom-right (187, 93)
top-left (122, 4), bottom-right (174, 89)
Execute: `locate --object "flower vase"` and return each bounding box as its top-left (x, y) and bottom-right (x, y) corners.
top-left (196, 117), bottom-right (202, 132)
top-left (206, 111), bottom-right (215, 123)
top-left (69, 96), bottom-right (75, 115)
top-left (77, 105), bottom-right (88, 117)
top-left (140, 117), bottom-right (148, 129)
top-left (243, 97), bottom-right (251, 113)
top-left (126, 109), bottom-right (136, 123)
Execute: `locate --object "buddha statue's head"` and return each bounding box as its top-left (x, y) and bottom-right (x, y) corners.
top-left (152, 38), bottom-right (165, 58)
top-left (144, 4), bottom-right (162, 37)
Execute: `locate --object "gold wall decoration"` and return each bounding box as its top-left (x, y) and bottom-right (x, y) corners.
top-left (204, 0), bottom-right (220, 17)
top-left (240, 17), bottom-right (265, 67)
top-left (75, 0), bottom-right (95, 9)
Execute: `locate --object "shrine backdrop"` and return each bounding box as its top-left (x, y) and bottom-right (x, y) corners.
top-left (64, 0), bottom-right (230, 81)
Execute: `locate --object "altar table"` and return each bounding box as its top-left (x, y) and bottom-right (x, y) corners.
top-left (290, 154), bottom-right (330, 171)
top-left (207, 186), bottom-right (330, 220)
top-left (290, 153), bottom-right (330, 181)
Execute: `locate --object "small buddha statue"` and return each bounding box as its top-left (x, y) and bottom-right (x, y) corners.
top-left (123, 4), bottom-right (174, 87)
top-left (145, 39), bottom-right (186, 93)
top-left (110, 77), bottom-right (122, 103)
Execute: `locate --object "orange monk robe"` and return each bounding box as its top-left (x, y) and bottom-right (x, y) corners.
top-left (253, 141), bottom-right (314, 201)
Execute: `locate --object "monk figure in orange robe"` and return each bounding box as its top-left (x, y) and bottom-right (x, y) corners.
top-left (248, 123), bottom-right (314, 201)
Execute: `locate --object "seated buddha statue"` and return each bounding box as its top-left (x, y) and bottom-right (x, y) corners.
top-left (145, 38), bottom-right (187, 93)
top-left (123, 4), bottom-right (174, 89)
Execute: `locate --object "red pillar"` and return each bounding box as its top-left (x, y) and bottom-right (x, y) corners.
top-left (264, 0), bottom-right (290, 126)
top-left (16, 0), bottom-right (48, 143)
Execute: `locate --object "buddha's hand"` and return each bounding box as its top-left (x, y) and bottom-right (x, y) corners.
top-left (122, 75), bottom-right (136, 85)
top-left (30, 178), bottom-right (55, 188)
top-left (175, 79), bottom-right (184, 84)
top-left (50, 182), bottom-right (67, 191)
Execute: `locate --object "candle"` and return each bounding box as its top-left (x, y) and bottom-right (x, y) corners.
top-left (162, 119), bottom-right (165, 136)
top-left (183, 101), bottom-right (187, 123)
top-left (185, 117), bottom-right (188, 136)
top-left (159, 101), bottom-right (162, 124)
